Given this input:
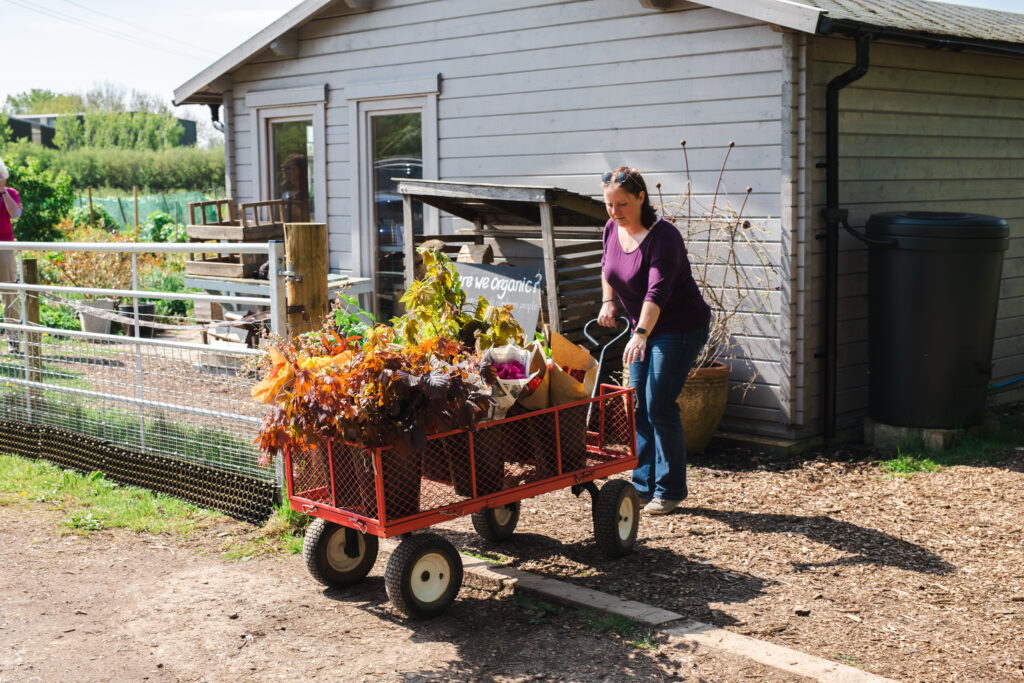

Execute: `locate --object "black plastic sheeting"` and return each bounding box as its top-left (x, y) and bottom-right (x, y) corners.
top-left (0, 419), bottom-right (276, 524)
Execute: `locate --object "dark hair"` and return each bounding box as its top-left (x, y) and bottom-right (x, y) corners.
top-left (601, 166), bottom-right (658, 227)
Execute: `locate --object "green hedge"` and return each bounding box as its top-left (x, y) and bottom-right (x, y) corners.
top-left (1, 140), bottom-right (224, 191)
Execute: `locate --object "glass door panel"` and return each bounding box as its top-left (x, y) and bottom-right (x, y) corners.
top-left (271, 120), bottom-right (314, 222)
top-left (372, 112), bottom-right (422, 319)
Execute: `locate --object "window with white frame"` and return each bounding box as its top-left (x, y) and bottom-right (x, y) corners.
top-left (248, 85), bottom-right (328, 225)
top-left (349, 75), bottom-right (439, 318)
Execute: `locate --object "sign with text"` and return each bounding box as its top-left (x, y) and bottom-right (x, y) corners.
top-left (454, 263), bottom-right (544, 339)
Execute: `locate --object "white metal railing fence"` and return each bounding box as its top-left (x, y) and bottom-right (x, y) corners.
top-left (0, 241), bottom-right (285, 485)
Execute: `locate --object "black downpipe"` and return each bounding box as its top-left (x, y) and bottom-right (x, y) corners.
top-left (821, 34), bottom-right (871, 440)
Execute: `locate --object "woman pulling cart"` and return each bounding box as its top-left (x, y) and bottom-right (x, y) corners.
top-left (597, 167), bottom-right (711, 515)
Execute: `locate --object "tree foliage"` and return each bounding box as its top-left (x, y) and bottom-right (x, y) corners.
top-left (54, 112), bottom-right (184, 151)
top-left (3, 88), bottom-right (83, 115)
top-left (0, 140), bottom-right (224, 191)
top-left (3, 84), bottom-right (171, 116)
top-left (4, 157), bottom-right (75, 242)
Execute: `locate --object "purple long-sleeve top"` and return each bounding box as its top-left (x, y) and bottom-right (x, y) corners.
top-left (601, 217), bottom-right (711, 338)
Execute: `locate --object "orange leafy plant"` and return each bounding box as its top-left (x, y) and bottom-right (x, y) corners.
top-left (254, 326), bottom-right (497, 464)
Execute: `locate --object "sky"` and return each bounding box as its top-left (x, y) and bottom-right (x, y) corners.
top-left (2, 0), bottom-right (1023, 127)
top-left (0, 0), bottom-right (285, 128)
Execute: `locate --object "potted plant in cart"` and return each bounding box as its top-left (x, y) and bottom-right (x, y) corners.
top-left (657, 141), bottom-right (776, 454)
top-left (252, 325), bottom-right (498, 520)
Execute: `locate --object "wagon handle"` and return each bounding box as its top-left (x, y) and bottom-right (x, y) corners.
top-left (583, 316), bottom-right (631, 429)
top-left (583, 316), bottom-right (631, 400)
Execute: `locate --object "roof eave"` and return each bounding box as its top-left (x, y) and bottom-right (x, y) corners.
top-left (818, 16), bottom-right (1024, 58)
top-left (174, 0), bottom-right (362, 106)
top-left (673, 0), bottom-right (822, 33)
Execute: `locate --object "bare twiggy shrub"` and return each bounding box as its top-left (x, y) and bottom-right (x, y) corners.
top-left (656, 141), bottom-right (777, 389)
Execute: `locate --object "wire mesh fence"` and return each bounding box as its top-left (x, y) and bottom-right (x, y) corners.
top-left (0, 326), bottom-right (266, 476)
top-left (75, 190), bottom-right (217, 229)
top-left (0, 240), bottom-right (285, 522)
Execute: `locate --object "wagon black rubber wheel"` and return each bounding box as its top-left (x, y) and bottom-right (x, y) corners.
top-left (303, 518), bottom-right (378, 588)
top-left (384, 533), bottom-right (463, 619)
top-left (592, 479), bottom-right (640, 558)
top-left (471, 502), bottom-right (520, 542)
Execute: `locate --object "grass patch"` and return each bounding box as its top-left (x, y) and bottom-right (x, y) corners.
top-left (513, 596), bottom-right (561, 624)
top-left (878, 412), bottom-right (1024, 477)
top-left (836, 653), bottom-right (862, 668)
top-left (462, 548), bottom-right (510, 565)
top-left (574, 608), bottom-right (660, 650)
top-left (576, 608), bottom-right (640, 638)
top-left (627, 634), bottom-right (659, 650)
top-left (880, 448), bottom-right (942, 477)
top-left (222, 503), bottom-right (309, 559)
top-left (0, 452), bottom-right (219, 538)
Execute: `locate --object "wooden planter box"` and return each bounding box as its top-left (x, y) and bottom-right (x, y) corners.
top-left (185, 199), bottom-right (287, 278)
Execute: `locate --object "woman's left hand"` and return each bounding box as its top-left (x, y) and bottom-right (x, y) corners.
top-left (623, 333), bottom-right (647, 365)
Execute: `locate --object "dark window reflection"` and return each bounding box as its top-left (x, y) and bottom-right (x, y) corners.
top-left (272, 120), bottom-right (314, 222)
top-left (372, 112), bottom-right (422, 320)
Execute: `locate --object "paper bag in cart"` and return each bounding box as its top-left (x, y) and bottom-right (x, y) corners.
top-left (549, 331), bottom-right (599, 406)
top-left (482, 344), bottom-right (540, 419)
top-left (516, 340), bottom-right (550, 410)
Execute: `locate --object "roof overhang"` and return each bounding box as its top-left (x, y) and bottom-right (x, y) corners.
top-left (173, 0), bottom-right (372, 106)
top-left (639, 0), bottom-right (822, 33)
top-left (641, 0), bottom-right (1024, 59)
top-left (817, 16), bottom-right (1024, 58)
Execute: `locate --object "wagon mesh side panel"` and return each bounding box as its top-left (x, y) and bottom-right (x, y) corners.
top-left (420, 436), bottom-right (466, 511)
top-left (290, 443), bottom-right (331, 506)
top-left (589, 391), bottom-right (634, 457)
top-left (298, 390), bottom-right (637, 526)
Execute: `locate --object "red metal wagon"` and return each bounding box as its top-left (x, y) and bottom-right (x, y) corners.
top-left (285, 383), bottom-right (639, 618)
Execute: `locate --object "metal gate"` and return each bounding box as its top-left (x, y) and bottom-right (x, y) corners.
top-left (0, 240), bottom-right (286, 522)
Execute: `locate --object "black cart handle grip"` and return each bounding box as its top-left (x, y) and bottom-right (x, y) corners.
top-left (583, 316), bottom-right (631, 350)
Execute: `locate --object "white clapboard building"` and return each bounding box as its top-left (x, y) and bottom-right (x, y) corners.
top-left (175, 0), bottom-right (1024, 446)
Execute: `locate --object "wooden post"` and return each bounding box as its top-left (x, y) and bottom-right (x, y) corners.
top-left (283, 223), bottom-right (328, 338)
top-left (539, 201), bottom-right (561, 334)
top-left (402, 194), bottom-right (416, 290)
top-left (87, 187), bottom-right (95, 229)
top-left (133, 185), bottom-right (139, 230)
top-left (22, 258), bottom-right (41, 385)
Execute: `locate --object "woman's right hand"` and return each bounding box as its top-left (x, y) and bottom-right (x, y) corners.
top-left (597, 300), bottom-right (617, 327)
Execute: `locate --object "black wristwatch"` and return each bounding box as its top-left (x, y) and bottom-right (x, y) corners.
top-left (634, 327), bottom-right (648, 338)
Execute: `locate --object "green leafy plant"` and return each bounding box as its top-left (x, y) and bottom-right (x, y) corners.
top-left (393, 247), bottom-right (525, 349)
top-left (142, 211), bottom-right (186, 242)
top-left (331, 294), bottom-right (376, 344)
top-left (70, 204), bottom-right (119, 230)
top-left (65, 512), bottom-right (105, 532)
top-left (4, 156), bottom-right (75, 242)
top-left (139, 262), bottom-right (195, 321)
top-left (40, 303), bottom-right (81, 331)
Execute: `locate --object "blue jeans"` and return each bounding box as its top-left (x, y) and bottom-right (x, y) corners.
top-left (628, 325), bottom-right (709, 501)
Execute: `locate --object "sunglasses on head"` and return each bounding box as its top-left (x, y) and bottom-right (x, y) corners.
top-left (602, 170), bottom-right (643, 190)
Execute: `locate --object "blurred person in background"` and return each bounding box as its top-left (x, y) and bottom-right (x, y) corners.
top-left (0, 158), bottom-right (23, 348)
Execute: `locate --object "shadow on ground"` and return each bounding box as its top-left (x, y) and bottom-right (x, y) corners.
top-left (683, 507), bottom-right (955, 575)
top-left (434, 526), bottom-right (769, 628)
top-left (320, 575), bottom-right (685, 680)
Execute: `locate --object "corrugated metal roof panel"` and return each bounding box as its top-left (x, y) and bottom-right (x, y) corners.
top-left (801, 0), bottom-right (1024, 44)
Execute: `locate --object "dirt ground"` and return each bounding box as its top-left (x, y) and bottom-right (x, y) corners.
top-left (3, 401), bottom-right (1023, 682)
top-left (0, 500), bottom-right (806, 683)
top-left (434, 445), bottom-right (1024, 682)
